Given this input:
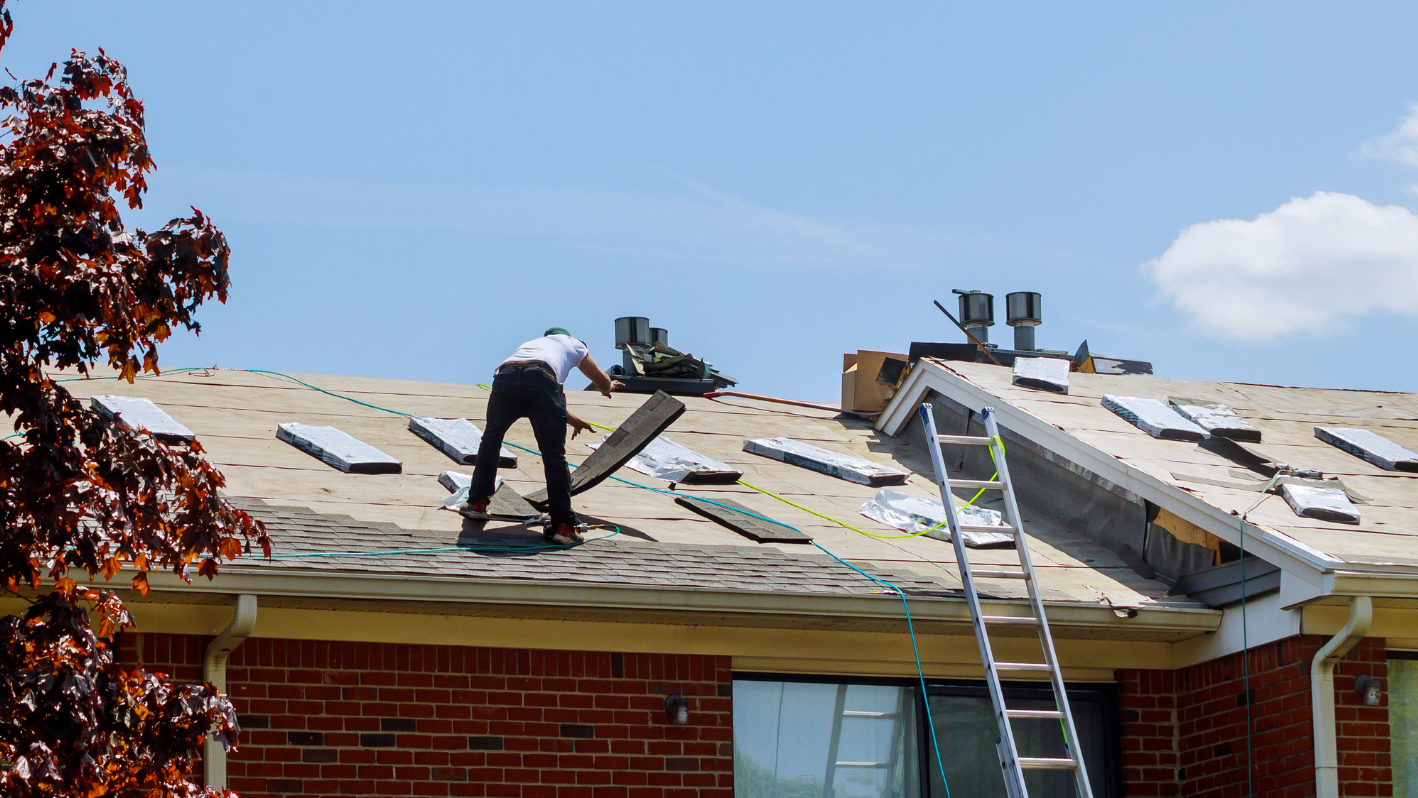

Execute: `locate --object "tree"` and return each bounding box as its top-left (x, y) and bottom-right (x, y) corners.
top-left (0, 3), bottom-right (269, 795)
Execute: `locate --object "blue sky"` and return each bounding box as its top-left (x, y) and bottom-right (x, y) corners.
top-left (6, 1), bottom-right (1418, 399)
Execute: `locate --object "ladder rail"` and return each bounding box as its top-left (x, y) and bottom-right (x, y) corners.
top-left (981, 408), bottom-right (1095, 798)
top-left (919, 403), bottom-right (1095, 798)
top-left (919, 404), bottom-right (1029, 797)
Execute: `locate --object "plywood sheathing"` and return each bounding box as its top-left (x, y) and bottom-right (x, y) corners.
top-left (935, 361), bottom-right (1418, 569)
top-left (40, 367), bottom-right (1180, 608)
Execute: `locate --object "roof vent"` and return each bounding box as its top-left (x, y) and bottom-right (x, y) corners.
top-left (614, 316), bottom-right (651, 372)
top-left (952, 289), bottom-right (994, 344)
top-left (1005, 291), bottom-right (1041, 351)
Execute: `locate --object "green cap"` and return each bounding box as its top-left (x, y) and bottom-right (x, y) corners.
top-left (544, 327), bottom-right (571, 337)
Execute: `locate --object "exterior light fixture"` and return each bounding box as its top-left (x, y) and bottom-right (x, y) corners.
top-left (664, 695), bottom-right (690, 725)
top-left (1354, 675), bottom-right (1382, 707)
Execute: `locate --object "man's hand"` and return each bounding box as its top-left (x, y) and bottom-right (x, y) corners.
top-left (568, 414), bottom-right (595, 439)
top-left (578, 355), bottom-right (622, 398)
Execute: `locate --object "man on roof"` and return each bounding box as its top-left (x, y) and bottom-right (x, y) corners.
top-left (461, 327), bottom-right (622, 545)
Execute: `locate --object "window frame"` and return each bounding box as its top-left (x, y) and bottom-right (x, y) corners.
top-left (731, 673), bottom-right (1123, 798)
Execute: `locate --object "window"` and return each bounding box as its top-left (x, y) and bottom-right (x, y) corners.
top-left (733, 680), bottom-right (920, 798)
top-left (733, 677), bottom-right (1119, 798)
top-left (1393, 653), bottom-right (1418, 798)
top-left (924, 683), bottom-right (1118, 798)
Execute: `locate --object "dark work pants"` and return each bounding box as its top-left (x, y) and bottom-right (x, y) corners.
top-left (468, 364), bottom-right (576, 526)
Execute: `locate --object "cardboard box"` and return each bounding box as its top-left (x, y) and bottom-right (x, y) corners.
top-left (840, 350), bottom-right (908, 413)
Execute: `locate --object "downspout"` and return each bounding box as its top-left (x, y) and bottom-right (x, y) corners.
top-left (1310, 595), bottom-right (1371, 798)
top-left (203, 594), bottom-right (258, 791)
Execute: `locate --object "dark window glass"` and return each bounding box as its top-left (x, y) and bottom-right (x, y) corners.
top-left (924, 684), bottom-right (1115, 798)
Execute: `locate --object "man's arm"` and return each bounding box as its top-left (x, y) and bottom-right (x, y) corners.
top-left (577, 354), bottom-right (624, 398)
top-left (566, 407), bottom-right (595, 439)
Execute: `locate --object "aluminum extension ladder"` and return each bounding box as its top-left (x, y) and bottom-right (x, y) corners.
top-left (918, 403), bottom-right (1093, 798)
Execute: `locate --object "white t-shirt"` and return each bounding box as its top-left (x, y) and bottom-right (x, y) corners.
top-left (501, 334), bottom-right (590, 384)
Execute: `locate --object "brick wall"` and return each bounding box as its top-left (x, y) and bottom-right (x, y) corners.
top-left (1118, 669), bottom-right (1180, 796)
top-left (1119, 635), bottom-right (1390, 798)
top-left (120, 634), bottom-right (733, 798)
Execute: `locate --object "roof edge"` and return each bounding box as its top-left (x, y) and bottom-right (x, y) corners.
top-left (128, 567), bottom-right (1221, 636)
top-left (876, 359), bottom-right (1413, 588)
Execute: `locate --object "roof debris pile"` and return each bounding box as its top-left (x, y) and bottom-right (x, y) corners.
top-left (621, 341), bottom-right (736, 387)
top-left (610, 316), bottom-right (736, 395)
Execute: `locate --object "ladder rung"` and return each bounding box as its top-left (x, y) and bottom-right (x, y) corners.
top-left (957, 523), bottom-right (1016, 534)
top-left (950, 479), bottom-right (1006, 490)
top-left (1018, 757), bottom-right (1079, 770)
top-left (841, 710), bottom-right (895, 718)
top-left (1006, 709), bottom-right (1065, 720)
top-left (970, 569), bottom-right (1030, 579)
top-left (981, 615), bottom-right (1040, 626)
top-left (834, 761), bottom-right (888, 768)
top-left (994, 662), bottom-right (1052, 672)
top-left (937, 434), bottom-right (993, 445)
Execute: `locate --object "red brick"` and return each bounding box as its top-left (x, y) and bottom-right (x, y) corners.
top-left (1118, 635), bottom-right (1389, 798)
top-left (122, 633), bottom-right (732, 797)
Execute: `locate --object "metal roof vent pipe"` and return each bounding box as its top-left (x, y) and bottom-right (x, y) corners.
top-left (953, 289), bottom-right (994, 345)
top-left (1006, 291), bottom-right (1042, 351)
top-left (615, 316), bottom-right (651, 372)
top-left (650, 327), bottom-right (669, 347)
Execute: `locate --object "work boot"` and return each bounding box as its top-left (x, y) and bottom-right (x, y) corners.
top-left (544, 520), bottom-right (586, 546)
top-left (458, 497), bottom-right (491, 521)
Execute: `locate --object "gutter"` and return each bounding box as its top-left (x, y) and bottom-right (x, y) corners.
top-left (203, 594), bottom-right (257, 791)
top-left (1310, 595), bottom-right (1371, 798)
top-left (127, 566), bottom-right (1220, 637)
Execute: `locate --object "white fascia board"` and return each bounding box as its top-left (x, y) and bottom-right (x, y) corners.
top-left (878, 360), bottom-right (1339, 586)
top-left (1328, 571), bottom-right (1418, 600)
top-left (128, 567), bottom-right (1220, 636)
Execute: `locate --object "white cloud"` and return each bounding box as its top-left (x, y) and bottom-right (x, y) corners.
top-left (1143, 191), bottom-right (1418, 341)
top-left (1358, 102), bottom-right (1418, 169)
